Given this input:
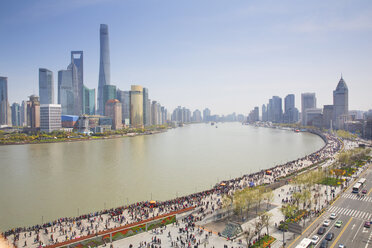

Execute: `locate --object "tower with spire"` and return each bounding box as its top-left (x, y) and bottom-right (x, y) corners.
top-left (333, 75), bottom-right (349, 129)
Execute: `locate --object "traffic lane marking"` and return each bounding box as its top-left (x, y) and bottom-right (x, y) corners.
top-left (329, 217), bottom-right (353, 248)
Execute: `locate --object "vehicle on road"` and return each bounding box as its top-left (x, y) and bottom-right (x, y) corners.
top-left (295, 238), bottom-right (313, 248)
top-left (311, 235), bottom-right (319, 244)
top-left (358, 178), bottom-right (366, 186)
top-left (338, 244), bottom-right (346, 248)
top-left (317, 227), bottom-right (326, 235)
top-left (330, 213), bottom-right (337, 219)
top-left (362, 189), bottom-right (367, 194)
top-left (323, 220), bottom-right (331, 227)
top-left (335, 220), bottom-right (343, 228)
top-left (365, 221), bottom-right (371, 228)
top-left (320, 239), bottom-right (328, 248)
top-left (325, 232), bottom-right (334, 241)
top-left (353, 183), bottom-right (362, 193)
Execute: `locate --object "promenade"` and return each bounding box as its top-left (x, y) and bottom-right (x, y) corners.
top-left (2, 132), bottom-right (346, 248)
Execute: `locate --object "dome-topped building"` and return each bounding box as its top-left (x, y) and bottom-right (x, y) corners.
top-left (333, 76), bottom-right (349, 129)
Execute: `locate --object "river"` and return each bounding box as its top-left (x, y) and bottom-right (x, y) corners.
top-left (0, 122), bottom-right (325, 231)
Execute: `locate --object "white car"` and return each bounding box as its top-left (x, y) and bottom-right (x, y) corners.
top-left (311, 235), bottom-right (320, 244)
top-left (330, 213), bottom-right (337, 219)
top-left (323, 219), bottom-right (331, 227)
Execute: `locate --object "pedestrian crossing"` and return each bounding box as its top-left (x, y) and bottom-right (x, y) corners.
top-left (328, 206), bottom-right (372, 220)
top-left (342, 193), bottom-right (372, 202)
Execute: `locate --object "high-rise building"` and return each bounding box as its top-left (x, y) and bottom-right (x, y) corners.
top-left (192, 109), bottom-right (202, 122)
top-left (151, 101), bottom-right (159, 125)
top-left (203, 108), bottom-right (211, 122)
top-left (130, 85), bottom-right (143, 128)
top-left (0, 77), bottom-right (11, 126)
top-left (27, 95), bottom-right (40, 130)
top-left (333, 76), bottom-right (349, 129)
top-left (284, 94), bottom-right (298, 123)
top-left (146, 99), bottom-right (152, 126)
top-left (301, 93), bottom-right (316, 126)
top-left (143, 88), bottom-right (150, 126)
top-left (58, 67), bottom-right (75, 115)
top-left (83, 86), bottom-right (96, 115)
top-left (39, 68), bottom-right (54, 104)
top-left (323, 105), bottom-right (334, 129)
top-left (103, 85), bottom-right (117, 115)
top-left (11, 103), bottom-right (21, 127)
top-left (117, 89), bottom-right (130, 124)
top-left (305, 108), bottom-right (323, 128)
top-left (105, 99), bottom-right (122, 130)
top-left (40, 104), bottom-right (62, 133)
top-left (271, 96), bottom-right (282, 123)
top-left (70, 51), bottom-right (84, 114)
top-left (20, 100), bottom-right (27, 126)
top-left (262, 104), bottom-right (267, 122)
top-left (98, 24), bottom-right (111, 115)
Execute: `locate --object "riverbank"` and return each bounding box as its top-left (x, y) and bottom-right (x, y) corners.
top-left (1, 130), bottom-right (340, 247)
top-left (0, 127), bottom-right (169, 146)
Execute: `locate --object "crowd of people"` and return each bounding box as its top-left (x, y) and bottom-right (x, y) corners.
top-left (2, 132), bottom-right (343, 248)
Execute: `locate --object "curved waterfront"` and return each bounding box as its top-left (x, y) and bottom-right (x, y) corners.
top-left (0, 123), bottom-right (324, 231)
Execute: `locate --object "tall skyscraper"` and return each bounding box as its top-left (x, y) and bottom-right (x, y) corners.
top-left (143, 88), bottom-right (150, 126)
top-left (20, 100), bottom-right (27, 126)
top-left (151, 100), bottom-right (159, 125)
top-left (130, 85), bottom-right (143, 128)
top-left (262, 104), bottom-right (267, 122)
top-left (271, 96), bottom-right (282, 123)
top-left (203, 108), bottom-right (211, 122)
top-left (284, 94), bottom-right (298, 123)
top-left (58, 67), bottom-right (75, 115)
top-left (39, 68), bottom-right (54, 104)
top-left (323, 105), bottom-right (334, 129)
top-left (301, 93), bottom-right (316, 126)
top-left (192, 109), bottom-right (202, 122)
top-left (98, 24), bottom-right (111, 115)
top-left (71, 51), bottom-right (84, 114)
top-left (11, 103), bottom-right (21, 126)
top-left (83, 86), bottom-right (96, 115)
top-left (0, 77), bottom-right (11, 126)
top-left (333, 76), bottom-right (349, 129)
top-left (103, 85), bottom-right (116, 115)
top-left (117, 89), bottom-right (130, 124)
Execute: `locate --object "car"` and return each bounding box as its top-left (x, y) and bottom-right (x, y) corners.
top-left (365, 221), bottom-right (371, 228)
top-left (323, 219), bottom-right (331, 227)
top-left (311, 235), bottom-right (320, 244)
top-left (338, 244), bottom-right (346, 248)
top-left (330, 213), bottom-right (337, 219)
top-left (320, 239), bottom-right (328, 248)
top-left (326, 232), bottom-right (334, 241)
top-left (362, 189), bottom-right (367, 194)
top-left (317, 227), bottom-right (326, 235)
top-left (335, 220), bottom-right (343, 228)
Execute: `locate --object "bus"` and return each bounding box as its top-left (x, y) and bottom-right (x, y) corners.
top-left (295, 238), bottom-right (313, 248)
top-left (358, 178), bottom-right (366, 186)
top-left (352, 183), bottom-right (362, 193)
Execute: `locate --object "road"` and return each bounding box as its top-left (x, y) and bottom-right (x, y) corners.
top-left (288, 163), bottom-right (372, 248)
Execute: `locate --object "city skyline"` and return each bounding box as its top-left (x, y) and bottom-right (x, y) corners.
top-left (1, 0), bottom-right (372, 114)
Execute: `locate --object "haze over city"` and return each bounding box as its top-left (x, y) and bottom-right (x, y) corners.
top-left (1, 0), bottom-right (372, 115)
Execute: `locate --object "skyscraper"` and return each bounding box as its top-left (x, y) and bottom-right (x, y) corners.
top-left (284, 94), bottom-right (298, 123)
top-left (103, 85), bottom-right (116, 115)
top-left (83, 86), bottom-right (96, 115)
top-left (98, 24), bottom-right (111, 115)
top-left (117, 89), bottom-right (130, 124)
top-left (203, 108), bottom-right (211, 122)
top-left (0, 77), bottom-right (11, 126)
top-left (58, 68), bottom-right (75, 115)
top-left (271, 96), bottom-right (282, 123)
top-left (333, 76), bottom-right (349, 129)
top-left (262, 104), bottom-right (267, 122)
top-left (27, 95), bottom-right (40, 130)
top-left (143, 88), bottom-right (150, 126)
top-left (130, 85), bottom-right (143, 128)
top-left (105, 99), bottom-right (122, 130)
top-left (20, 100), bottom-right (27, 126)
top-left (71, 51), bottom-right (84, 114)
top-left (11, 103), bottom-right (21, 127)
top-left (39, 68), bottom-right (54, 104)
top-left (301, 93), bottom-right (316, 126)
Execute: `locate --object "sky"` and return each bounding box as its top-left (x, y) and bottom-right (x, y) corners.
top-left (0, 0), bottom-right (372, 115)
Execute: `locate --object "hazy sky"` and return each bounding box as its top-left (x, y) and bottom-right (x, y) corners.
top-left (0, 0), bottom-right (371, 115)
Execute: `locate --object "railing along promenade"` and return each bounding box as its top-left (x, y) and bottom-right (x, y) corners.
top-left (46, 206), bottom-right (195, 248)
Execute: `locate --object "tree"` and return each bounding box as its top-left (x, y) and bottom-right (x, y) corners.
top-left (261, 211), bottom-right (273, 236)
top-left (255, 215), bottom-right (264, 246)
top-left (243, 227), bottom-right (256, 248)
